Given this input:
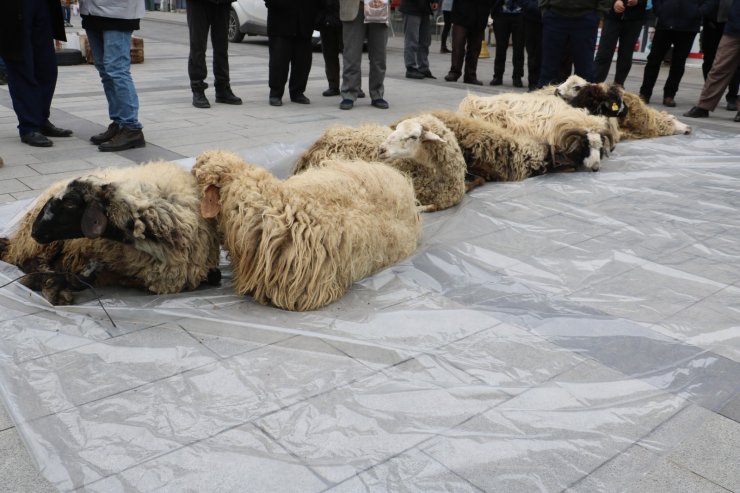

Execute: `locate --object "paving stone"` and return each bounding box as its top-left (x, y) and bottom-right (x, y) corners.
top-left (624, 459), bottom-right (730, 493)
top-left (0, 401), bottom-right (12, 432)
top-left (718, 392), bottom-right (740, 424)
top-left (0, 428), bottom-right (56, 493)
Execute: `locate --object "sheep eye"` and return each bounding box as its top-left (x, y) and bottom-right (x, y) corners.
top-left (575, 85), bottom-right (583, 91)
top-left (408, 135), bottom-right (419, 141)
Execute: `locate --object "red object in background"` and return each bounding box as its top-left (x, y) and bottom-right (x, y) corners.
top-left (391, 0), bottom-right (400, 9)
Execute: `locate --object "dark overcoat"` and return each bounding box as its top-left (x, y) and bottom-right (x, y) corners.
top-left (0, 0), bottom-right (66, 61)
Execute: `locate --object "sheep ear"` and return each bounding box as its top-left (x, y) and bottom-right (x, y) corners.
top-left (81, 203), bottom-right (108, 239)
top-left (201, 185), bottom-right (221, 218)
top-left (421, 130), bottom-right (445, 144)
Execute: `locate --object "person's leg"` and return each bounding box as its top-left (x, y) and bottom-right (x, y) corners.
top-left (492, 14), bottom-right (511, 80)
top-left (463, 27), bottom-right (485, 82)
top-left (726, 65), bottom-right (740, 108)
top-left (417, 13), bottom-right (432, 73)
top-left (510, 15), bottom-right (525, 82)
top-left (186, 0), bottom-right (210, 92)
top-left (100, 30), bottom-right (142, 129)
top-left (662, 30), bottom-right (696, 99)
top-left (569, 11), bottom-right (598, 82)
top-left (524, 19), bottom-right (542, 89)
top-left (403, 13), bottom-right (422, 72)
top-left (211, 2), bottom-right (232, 92)
top-left (538, 11), bottom-right (568, 87)
top-left (268, 35), bottom-right (291, 99)
top-left (593, 17), bottom-right (620, 83)
top-left (697, 36), bottom-right (740, 110)
top-left (341, 11), bottom-right (365, 101)
top-left (441, 10), bottom-right (452, 50)
top-left (446, 24), bottom-right (467, 79)
top-left (701, 19), bottom-right (724, 80)
top-left (320, 24), bottom-right (341, 91)
top-left (639, 28), bottom-right (672, 101)
top-left (288, 35), bottom-right (313, 98)
top-left (367, 21), bottom-right (388, 101)
top-left (613, 18), bottom-right (643, 85)
top-left (86, 30), bottom-right (116, 120)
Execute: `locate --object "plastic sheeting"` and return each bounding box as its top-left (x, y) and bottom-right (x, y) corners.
top-left (1, 130), bottom-right (739, 492)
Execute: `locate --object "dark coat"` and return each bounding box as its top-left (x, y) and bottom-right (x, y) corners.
top-left (604, 0), bottom-right (648, 21)
top-left (316, 0), bottom-right (341, 29)
top-left (452, 0), bottom-right (492, 30)
top-left (265, 0), bottom-right (324, 38)
top-left (400, 0), bottom-right (435, 15)
top-left (652, 0), bottom-right (712, 31)
top-left (0, 0), bottom-right (66, 61)
top-left (725, 0), bottom-right (740, 36)
top-left (521, 0), bottom-right (541, 21)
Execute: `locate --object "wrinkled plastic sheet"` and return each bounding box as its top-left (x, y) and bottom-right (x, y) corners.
top-left (1, 130), bottom-right (739, 492)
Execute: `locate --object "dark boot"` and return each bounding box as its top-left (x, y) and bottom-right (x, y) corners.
top-left (98, 127), bottom-right (145, 152)
top-left (215, 87), bottom-right (242, 105)
top-left (90, 122), bottom-right (119, 145)
top-left (192, 91), bottom-right (210, 108)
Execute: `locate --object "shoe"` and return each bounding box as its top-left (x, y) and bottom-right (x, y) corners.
top-left (20, 132), bottom-right (53, 147)
top-left (90, 122), bottom-right (119, 145)
top-left (683, 106), bottom-right (709, 118)
top-left (465, 78), bottom-right (483, 86)
top-left (0, 72), bottom-right (7, 85)
top-left (734, 112), bottom-right (740, 122)
top-left (513, 78), bottom-right (523, 88)
top-left (727, 100), bottom-right (738, 111)
top-left (444, 73), bottom-right (459, 82)
top-left (215, 88), bottom-right (242, 105)
top-left (441, 45), bottom-right (451, 54)
top-left (97, 127), bottom-right (145, 152)
top-left (639, 93), bottom-right (650, 104)
top-left (405, 69), bottom-right (425, 79)
top-left (528, 85), bottom-right (537, 92)
top-left (358, 89), bottom-right (366, 98)
top-left (323, 87), bottom-right (340, 97)
top-left (192, 91), bottom-right (210, 108)
top-left (371, 98), bottom-right (389, 109)
top-left (489, 77), bottom-right (502, 86)
top-left (269, 96), bottom-right (283, 106)
top-left (421, 70), bottom-right (436, 79)
top-left (662, 96), bottom-right (676, 107)
top-left (340, 98), bottom-right (354, 110)
top-left (290, 94), bottom-right (311, 104)
top-left (40, 121), bottom-right (73, 137)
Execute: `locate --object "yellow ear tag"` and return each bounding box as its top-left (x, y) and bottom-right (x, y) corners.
top-left (612, 102), bottom-right (619, 111)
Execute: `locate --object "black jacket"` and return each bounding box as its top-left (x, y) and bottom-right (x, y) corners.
top-left (400, 0), bottom-right (436, 15)
top-left (452, 0), bottom-right (493, 30)
top-left (265, 0), bottom-right (324, 38)
top-left (604, 0), bottom-right (648, 21)
top-left (492, 0), bottom-right (524, 15)
top-left (0, 0), bottom-right (66, 61)
top-left (653, 0), bottom-right (712, 31)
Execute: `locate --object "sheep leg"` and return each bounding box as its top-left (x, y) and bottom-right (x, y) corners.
top-left (418, 204), bottom-right (437, 213)
top-left (0, 237), bottom-right (8, 261)
top-left (465, 175), bottom-right (486, 192)
top-left (206, 267), bottom-right (222, 286)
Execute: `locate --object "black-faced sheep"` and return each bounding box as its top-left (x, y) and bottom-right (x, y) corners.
top-left (553, 75), bottom-right (692, 139)
top-left (0, 160), bottom-right (221, 304)
top-left (458, 93), bottom-right (621, 172)
top-left (292, 114), bottom-right (467, 212)
top-left (192, 150), bottom-right (421, 311)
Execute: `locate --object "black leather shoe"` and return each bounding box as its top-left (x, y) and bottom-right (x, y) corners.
top-left (513, 78), bottom-right (523, 88)
top-left (662, 96), bottom-right (676, 107)
top-left (734, 112), bottom-right (740, 122)
top-left (215, 88), bottom-right (242, 105)
top-left (269, 96), bottom-right (283, 106)
top-left (405, 69), bottom-right (425, 79)
top-left (21, 132), bottom-right (53, 147)
top-left (357, 89), bottom-right (366, 98)
top-left (440, 45), bottom-right (451, 54)
top-left (683, 106), bottom-right (709, 118)
top-left (421, 70), bottom-right (436, 79)
top-left (489, 77), bottom-right (502, 86)
top-left (339, 98), bottom-right (354, 110)
top-left (465, 78), bottom-right (484, 86)
top-left (192, 91), bottom-right (210, 108)
top-left (90, 122), bottom-right (119, 145)
top-left (323, 87), bottom-right (340, 97)
top-left (727, 100), bottom-right (738, 111)
top-left (444, 73), bottom-right (459, 82)
top-left (290, 94), bottom-right (311, 104)
top-left (371, 98), bottom-right (389, 109)
top-left (98, 127), bottom-right (145, 152)
top-left (41, 121), bottom-right (73, 137)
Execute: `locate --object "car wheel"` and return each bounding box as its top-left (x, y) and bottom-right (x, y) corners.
top-left (228, 9), bottom-right (245, 43)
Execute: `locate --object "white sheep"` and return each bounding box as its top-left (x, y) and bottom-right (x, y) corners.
top-left (0, 160), bottom-right (221, 304)
top-left (552, 75), bottom-right (692, 139)
top-left (293, 114), bottom-right (467, 212)
top-left (458, 93), bottom-right (621, 171)
top-left (192, 149), bottom-right (421, 312)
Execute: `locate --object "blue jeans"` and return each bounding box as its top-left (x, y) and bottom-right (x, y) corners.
top-left (86, 29), bottom-right (143, 129)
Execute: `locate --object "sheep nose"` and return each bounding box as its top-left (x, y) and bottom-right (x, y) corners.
top-left (378, 146), bottom-right (388, 159)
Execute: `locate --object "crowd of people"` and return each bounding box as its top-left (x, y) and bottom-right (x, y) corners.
top-left (1, 0), bottom-right (739, 154)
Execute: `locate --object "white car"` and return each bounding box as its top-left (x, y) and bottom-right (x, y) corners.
top-left (228, 0), bottom-right (321, 46)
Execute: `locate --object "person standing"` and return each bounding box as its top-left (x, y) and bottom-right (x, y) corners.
top-left (536, 0), bottom-right (610, 88)
top-left (699, 0), bottom-right (740, 110)
top-left (593, 0), bottom-right (647, 86)
top-left (490, 0), bottom-right (525, 87)
top-left (0, 0), bottom-right (73, 148)
top-left (440, 0), bottom-right (454, 53)
top-left (318, 0), bottom-right (343, 96)
top-left (638, 0), bottom-right (711, 107)
top-left (339, 0), bottom-right (390, 110)
top-left (684, 0), bottom-right (740, 121)
top-left (265, 0), bottom-right (322, 107)
top-left (521, 0), bottom-right (541, 90)
top-left (187, 0), bottom-right (242, 108)
top-left (444, 0), bottom-right (491, 85)
top-left (401, 0), bottom-right (438, 79)
top-left (81, 0), bottom-right (146, 151)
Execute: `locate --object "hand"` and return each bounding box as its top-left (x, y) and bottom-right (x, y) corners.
top-left (626, 0), bottom-right (637, 5)
top-left (614, 0), bottom-right (625, 13)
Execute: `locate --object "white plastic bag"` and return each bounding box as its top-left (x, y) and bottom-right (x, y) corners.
top-left (364, 0), bottom-right (389, 24)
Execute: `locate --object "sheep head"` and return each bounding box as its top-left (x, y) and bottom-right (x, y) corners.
top-left (192, 150), bottom-right (249, 218)
top-left (555, 75), bottom-right (628, 118)
top-left (31, 178), bottom-right (125, 244)
top-left (378, 117), bottom-right (446, 161)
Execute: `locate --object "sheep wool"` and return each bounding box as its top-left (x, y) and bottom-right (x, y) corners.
top-left (192, 150), bottom-right (421, 311)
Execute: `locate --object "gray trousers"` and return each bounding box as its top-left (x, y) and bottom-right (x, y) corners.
top-left (697, 35), bottom-right (740, 111)
top-left (403, 13), bottom-right (431, 72)
top-left (341, 6), bottom-right (388, 101)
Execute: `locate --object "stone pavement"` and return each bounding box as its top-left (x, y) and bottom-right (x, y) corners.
top-left (0, 10), bottom-right (738, 493)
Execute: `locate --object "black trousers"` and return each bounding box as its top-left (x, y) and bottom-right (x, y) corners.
top-left (320, 23), bottom-right (342, 91)
top-left (5, 0), bottom-right (57, 136)
top-left (524, 18), bottom-right (542, 89)
top-left (448, 24), bottom-right (485, 81)
top-left (268, 35), bottom-right (313, 98)
top-left (639, 29), bottom-right (696, 100)
top-left (492, 13), bottom-right (524, 79)
top-left (187, 0), bottom-right (231, 92)
top-left (593, 17), bottom-right (644, 86)
top-left (441, 11), bottom-right (452, 48)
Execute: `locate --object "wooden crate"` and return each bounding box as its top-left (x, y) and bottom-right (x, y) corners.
top-left (77, 34), bottom-right (144, 64)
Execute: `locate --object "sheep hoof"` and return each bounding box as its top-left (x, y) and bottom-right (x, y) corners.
top-left (39, 275), bottom-right (75, 305)
top-left (418, 204), bottom-right (436, 213)
top-left (206, 267), bottom-right (222, 286)
top-left (465, 176), bottom-right (486, 192)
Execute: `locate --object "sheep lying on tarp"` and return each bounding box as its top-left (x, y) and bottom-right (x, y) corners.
top-left (552, 75), bottom-right (692, 140)
top-left (192, 150), bottom-right (421, 311)
top-left (0, 160), bottom-right (221, 304)
top-left (293, 114), bottom-right (467, 212)
top-left (458, 92), bottom-right (620, 171)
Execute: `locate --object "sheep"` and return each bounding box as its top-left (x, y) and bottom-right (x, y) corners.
top-left (293, 114), bottom-right (467, 212)
top-left (553, 75), bottom-right (692, 139)
top-left (458, 92), bottom-right (621, 171)
top-left (192, 149), bottom-right (421, 312)
top-left (0, 160), bottom-right (221, 305)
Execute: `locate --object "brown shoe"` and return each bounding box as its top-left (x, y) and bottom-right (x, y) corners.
top-left (662, 96), bottom-right (676, 107)
top-left (98, 127), bottom-right (145, 152)
top-left (90, 122), bottom-right (119, 144)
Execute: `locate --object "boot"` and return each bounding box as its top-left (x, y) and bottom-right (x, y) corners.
top-left (192, 91), bottom-right (210, 108)
top-left (90, 122), bottom-right (119, 144)
top-left (98, 127), bottom-right (145, 152)
top-left (215, 87), bottom-right (242, 105)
